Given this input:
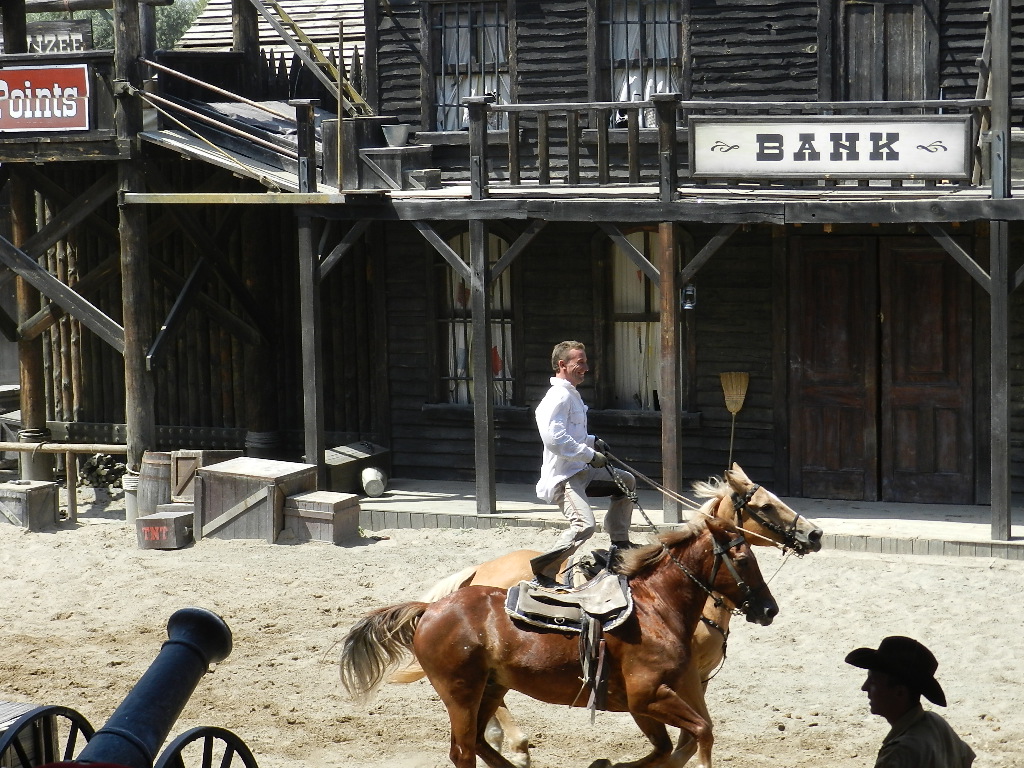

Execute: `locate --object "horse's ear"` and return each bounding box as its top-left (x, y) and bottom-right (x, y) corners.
top-left (724, 463), bottom-right (750, 493)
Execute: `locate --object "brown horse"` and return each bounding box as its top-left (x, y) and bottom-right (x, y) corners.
top-left (340, 516), bottom-right (778, 768)
top-left (393, 464), bottom-right (822, 767)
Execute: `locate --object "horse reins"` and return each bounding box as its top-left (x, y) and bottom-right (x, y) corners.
top-left (660, 533), bottom-right (763, 618)
top-left (601, 448), bottom-right (783, 550)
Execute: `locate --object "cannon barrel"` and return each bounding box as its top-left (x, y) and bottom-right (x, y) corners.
top-left (75, 608), bottom-right (233, 768)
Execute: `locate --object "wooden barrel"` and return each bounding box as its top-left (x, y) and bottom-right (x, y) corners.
top-left (137, 451), bottom-right (172, 518)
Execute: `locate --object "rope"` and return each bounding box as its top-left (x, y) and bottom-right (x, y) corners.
top-left (602, 448), bottom-right (783, 549)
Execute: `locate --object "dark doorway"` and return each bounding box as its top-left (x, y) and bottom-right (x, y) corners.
top-left (788, 236), bottom-right (973, 503)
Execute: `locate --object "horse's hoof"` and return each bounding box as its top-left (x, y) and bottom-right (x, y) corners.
top-left (587, 760), bottom-right (612, 768)
top-left (508, 755), bottom-right (530, 768)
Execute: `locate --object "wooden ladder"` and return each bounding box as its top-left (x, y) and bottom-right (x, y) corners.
top-left (248, 0), bottom-right (374, 116)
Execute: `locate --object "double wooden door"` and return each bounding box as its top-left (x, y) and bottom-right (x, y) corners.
top-left (788, 236), bottom-right (974, 503)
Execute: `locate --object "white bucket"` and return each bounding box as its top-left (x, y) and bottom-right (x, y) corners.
top-left (122, 471), bottom-right (141, 524)
top-left (382, 124), bottom-right (411, 147)
top-left (361, 466), bottom-right (387, 497)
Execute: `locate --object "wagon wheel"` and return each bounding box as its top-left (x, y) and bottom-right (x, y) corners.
top-left (0, 705), bottom-right (95, 768)
top-left (154, 726), bottom-right (259, 768)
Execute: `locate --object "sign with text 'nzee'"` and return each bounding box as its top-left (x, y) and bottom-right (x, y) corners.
top-left (0, 64), bottom-right (90, 132)
top-left (689, 115), bottom-right (972, 180)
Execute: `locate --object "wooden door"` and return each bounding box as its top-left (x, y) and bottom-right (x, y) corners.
top-left (788, 237), bottom-right (879, 500)
top-left (879, 240), bottom-right (973, 503)
top-left (789, 236), bottom-right (973, 503)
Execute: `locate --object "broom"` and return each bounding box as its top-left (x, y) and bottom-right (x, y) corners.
top-left (720, 372), bottom-right (749, 468)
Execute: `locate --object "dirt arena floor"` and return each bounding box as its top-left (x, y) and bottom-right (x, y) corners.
top-left (2, 497), bottom-right (1022, 768)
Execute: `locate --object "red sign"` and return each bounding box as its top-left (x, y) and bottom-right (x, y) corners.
top-left (0, 64), bottom-right (90, 132)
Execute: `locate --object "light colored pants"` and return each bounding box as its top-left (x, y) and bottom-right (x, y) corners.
top-left (530, 466), bottom-right (636, 578)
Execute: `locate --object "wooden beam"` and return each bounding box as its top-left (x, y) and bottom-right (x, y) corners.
top-left (470, 218), bottom-right (496, 515)
top-left (298, 212), bottom-right (326, 487)
top-left (146, 259), bottom-right (209, 370)
top-left (680, 223), bottom-right (740, 283)
top-left (149, 259), bottom-right (262, 347)
top-left (491, 219), bottom-right (546, 282)
top-left (922, 223), bottom-right (992, 293)
top-left (319, 219), bottom-right (371, 280)
top-left (18, 167), bottom-right (120, 244)
top-left (413, 221), bottom-right (473, 284)
top-left (990, 221), bottom-right (1011, 540)
top-left (598, 222), bottom-right (660, 283)
top-left (0, 172), bottom-right (118, 293)
top-left (659, 222), bottom-right (682, 523)
top-left (0, 235), bottom-right (125, 353)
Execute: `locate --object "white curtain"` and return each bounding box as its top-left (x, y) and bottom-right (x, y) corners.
top-left (611, 232), bottom-right (661, 410)
top-left (435, 5), bottom-right (510, 130)
top-left (609, 0), bottom-right (680, 127)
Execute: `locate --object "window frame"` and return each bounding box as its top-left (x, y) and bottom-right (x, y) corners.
top-left (420, 0), bottom-right (516, 132)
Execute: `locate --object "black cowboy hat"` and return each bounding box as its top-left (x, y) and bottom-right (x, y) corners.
top-left (845, 636), bottom-right (947, 706)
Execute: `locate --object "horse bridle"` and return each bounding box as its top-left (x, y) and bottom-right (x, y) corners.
top-left (662, 532), bottom-right (763, 618)
top-left (731, 484), bottom-right (809, 555)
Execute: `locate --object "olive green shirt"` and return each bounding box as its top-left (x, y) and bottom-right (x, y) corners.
top-left (875, 705), bottom-right (975, 768)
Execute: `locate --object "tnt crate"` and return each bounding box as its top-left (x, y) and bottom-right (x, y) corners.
top-left (170, 450), bottom-right (243, 503)
top-left (194, 457), bottom-right (316, 543)
top-left (282, 491), bottom-right (360, 544)
top-left (0, 700), bottom-right (57, 766)
top-left (0, 480), bottom-right (58, 531)
top-left (135, 504), bottom-right (194, 550)
top-left (325, 442), bottom-right (391, 495)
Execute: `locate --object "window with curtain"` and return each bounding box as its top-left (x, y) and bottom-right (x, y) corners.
top-left (430, 1), bottom-right (510, 131)
top-left (601, 0), bottom-right (683, 127)
top-left (610, 231), bottom-right (660, 410)
top-left (439, 232), bottom-right (515, 405)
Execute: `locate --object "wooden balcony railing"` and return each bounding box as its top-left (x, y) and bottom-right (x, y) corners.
top-left (464, 94), bottom-right (993, 201)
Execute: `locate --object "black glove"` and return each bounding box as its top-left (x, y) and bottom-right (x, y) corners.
top-left (594, 438), bottom-right (610, 453)
top-left (589, 451), bottom-right (608, 468)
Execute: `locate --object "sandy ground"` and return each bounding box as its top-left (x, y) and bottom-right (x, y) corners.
top-left (2, 490), bottom-right (1023, 768)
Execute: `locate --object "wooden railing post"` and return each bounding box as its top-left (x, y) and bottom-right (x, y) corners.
top-left (652, 93), bottom-right (681, 202)
top-left (290, 99), bottom-right (320, 193)
top-left (465, 95), bottom-right (495, 200)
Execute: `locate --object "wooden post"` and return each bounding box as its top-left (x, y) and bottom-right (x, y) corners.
top-left (11, 173), bottom-right (54, 481)
top-left (652, 94), bottom-right (680, 203)
top-left (115, 0), bottom-right (156, 473)
top-left (233, 0), bottom-right (262, 97)
top-left (242, 209), bottom-right (280, 459)
top-left (293, 100), bottom-right (325, 486)
top-left (465, 95), bottom-right (494, 201)
top-left (989, 0), bottom-right (1011, 540)
top-left (470, 218), bottom-right (496, 514)
top-left (658, 222), bottom-right (682, 523)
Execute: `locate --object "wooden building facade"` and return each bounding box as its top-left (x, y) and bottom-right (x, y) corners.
top-left (0, 0), bottom-right (1020, 536)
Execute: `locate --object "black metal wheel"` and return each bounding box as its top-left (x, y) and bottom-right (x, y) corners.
top-left (0, 705), bottom-right (95, 768)
top-left (154, 727), bottom-right (259, 768)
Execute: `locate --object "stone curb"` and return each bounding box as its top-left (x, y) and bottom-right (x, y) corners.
top-left (357, 510), bottom-right (1024, 561)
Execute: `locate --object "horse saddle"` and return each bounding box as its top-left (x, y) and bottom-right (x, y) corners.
top-left (505, 569), bottom-right (633, 633)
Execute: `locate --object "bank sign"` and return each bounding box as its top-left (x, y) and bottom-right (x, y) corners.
top-left (689, 115), bottom-right (971, 180)
top-left (0, 64), bottom-right (90, 132)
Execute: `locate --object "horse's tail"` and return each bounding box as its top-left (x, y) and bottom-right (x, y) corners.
top-left (340, 601), bottom-right (427, 704)
top-left (381, 565), bottom-right (477, 686)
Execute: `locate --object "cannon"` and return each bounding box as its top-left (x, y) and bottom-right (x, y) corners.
top-left (0, 608), bottom-right (258, 768)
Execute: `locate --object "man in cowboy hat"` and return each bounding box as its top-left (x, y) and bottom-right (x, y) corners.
top-left (846, 636), bottom-right (975, 768)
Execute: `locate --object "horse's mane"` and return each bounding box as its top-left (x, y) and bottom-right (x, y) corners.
top-left (615, 520), bottom-right (705, 577)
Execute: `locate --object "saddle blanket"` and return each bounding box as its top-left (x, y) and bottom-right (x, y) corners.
top-left (505, 569), bottom-right (633, 633)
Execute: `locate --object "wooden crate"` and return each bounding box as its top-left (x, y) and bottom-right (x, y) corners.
top-left (171, 450), bottom-right (243, 503)
top-left (0, 480), bottom-right (58, 531)
top-left (194, 458), bottom-right (316, 543)
top-left (135, 505), bottom-right (194, 550)
top-left (0, 700), bottom-right (56, 766)
top-left (283, 491), bottom-right (360, 544)
top-left (325, 442), bottom-right (391, 494)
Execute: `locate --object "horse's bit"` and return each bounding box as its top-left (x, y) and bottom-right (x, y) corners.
top-left (731, 484), bottom-right (809, 555)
